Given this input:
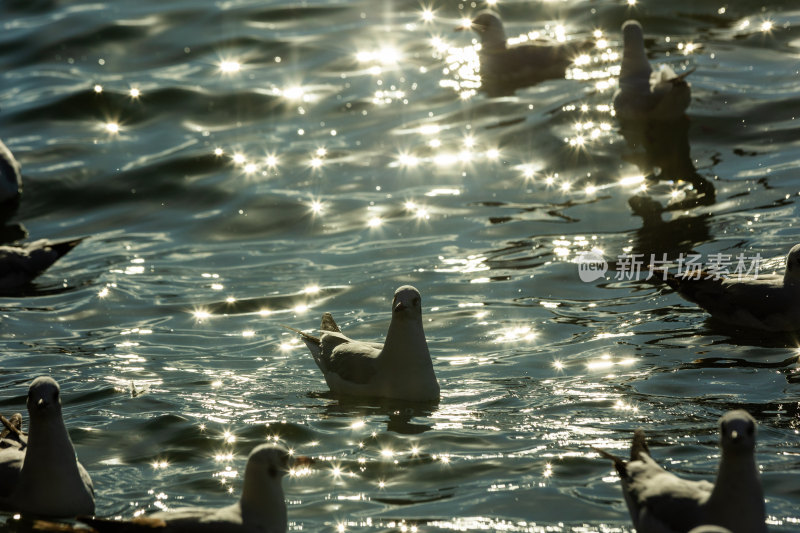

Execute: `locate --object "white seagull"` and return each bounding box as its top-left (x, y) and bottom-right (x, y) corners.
top-left (0, 376), bottom-right (94, 517)
top-left (285, 285), bottom-right (440, 402)
top-left (665, 243), bottom-right (800, 331)
top-left (81, 444), bottom-right (311, 533)
top-left (0, 237), bottom-right (83, 291)
top-left (459, 11), bottom-right (593, 96)
top-left (0, 139), bottom-right (22, 214)
top-left (595, 410), bottom-right (766, 533)
top-left (613, 20), bottom-right (694, 120)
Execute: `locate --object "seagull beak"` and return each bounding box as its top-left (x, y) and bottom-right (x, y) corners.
top-left (730, 430), bottom-right (739, 440)
top-left (394, 301), bottom-right (406, 313)
top-left (36, 397), bottom-right (47, 408)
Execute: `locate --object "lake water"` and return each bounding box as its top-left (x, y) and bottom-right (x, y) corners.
top-left (1, 0), bottom-right (799, 531)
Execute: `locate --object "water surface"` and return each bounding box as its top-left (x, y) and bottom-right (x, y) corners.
top-left (1, 0), bottom-right (799, 531)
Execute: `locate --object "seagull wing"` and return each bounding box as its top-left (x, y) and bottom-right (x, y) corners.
top-left (0, 448), bottom-right (23, 499)
top-left (625, 453), bottom-right (712, 531)
top-left (0, 239), bottom-right (82, 290)
top-left (320, 312), bottom-right (341, 333)
top-left (326, 341), bottom-right (381, 384)
top-left (284, 312), bottom-right (346, 373)
top-left (666, 273), bottom-right (800, 329)
top-left (79, 461), bottom-right (94, 496)
top-left (0, 413), bottom-right (26, 449)
top-left (648, 65), bottom-right (692, 118)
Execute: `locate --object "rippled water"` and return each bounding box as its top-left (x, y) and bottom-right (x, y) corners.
top-left (1, 0), bottom-right (799, 531)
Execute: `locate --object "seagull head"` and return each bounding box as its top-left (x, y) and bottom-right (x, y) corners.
top-left (619, 20), bottom-right (652, 85)
top-left (240, 443), bottom-right (313, 528)
top-left (247, 444), bottom-right (292, 482)
top-left (26, 376), bottom-right (62, 417)
top-left (460, 11), bottom-right (507, 51)
top-left (719, 410), bottom-right (757, 455)
top-left (246, 443), bottom-right (314, 482)
top-left (392, 285), bottom-right (423, 321)
top-left (783, 243), bottom-right (800, 284)
top-left (621, 20), bottom-right (644, 48)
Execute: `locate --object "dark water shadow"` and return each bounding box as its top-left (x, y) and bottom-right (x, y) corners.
top-left (310, 392), bottom-right (438, 435)
top-left (199, 286), bottom-right (350, 316)
top-left (661, 310), bottom-right (800, 346)
top-left (372, 489), bottom-right (454, 506)
top-left (704, 321), bottom-right (800, 349)
top-left (681, 353), bottom-right (800, 386)
top-left (646, 320), bottom-right (800, 383)
top-left (682, 354), bottom-right (797, 371)
top-left (628, 195), bottom-right (713, 259)
top-left (0, 282), bottom-right (87, 299)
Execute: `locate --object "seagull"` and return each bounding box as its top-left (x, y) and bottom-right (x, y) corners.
top-left (0, 139), bottom-right (22, 218)
top-left (0, 413), bottom-right (27, 449)
top-left (614, 20), bottom-right (694, 120)
top-left (458, 11), bottom-right (592, 96)
top-left (285, 285), bottom-right (440, 402)
top-left (80, 444), bottom-right (311, 533)
top-left (0, 237), bottom-right (83, 291)
top-left (0, 376), bottom-right (94, 517)
top-left (594, 410), bottom-right (766, 533)
top-left (664, 244), bottom-right (800, 331)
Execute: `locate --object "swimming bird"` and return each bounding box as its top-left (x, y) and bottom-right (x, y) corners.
top-left (0, 413), bottom-right (27, 450)
top-left (80, 444), bottom-right (310, 533)
top-left (614, 20), bottom-right (694, 120)
top-left (459, 11), bottom-right (592, 96)
top-left (664, 243), bottom-right (800, 331)
top-left (594, 410), bottom-right (766, 533)
top-left (285, 285), bottom-right (440, 402)
top-left (0, 139), bottom-right (22, 218)
top-left (0, 237), bottom-right (83, 291)
top-left (0, 376), bottom-right (94, 517)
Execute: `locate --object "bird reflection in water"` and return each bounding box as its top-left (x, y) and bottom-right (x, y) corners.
top-left (613, 20), bottom-right (716, 258)
top-left (321, 397), bottom-right (436, 435)
top-left (620, 114), bottom-right (715, 212)
top-left (620, 113), bottom-right (715, 260)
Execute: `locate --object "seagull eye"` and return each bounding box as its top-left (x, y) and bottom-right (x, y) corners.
top-left (413, 297), bottom-right (420, 307)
